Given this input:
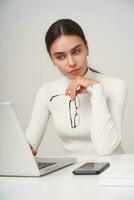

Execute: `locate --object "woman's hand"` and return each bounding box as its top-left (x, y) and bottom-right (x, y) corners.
top-left (65, 76), bottom-right (99, 100)
top-left (29, 143), bottom-right (37, 156)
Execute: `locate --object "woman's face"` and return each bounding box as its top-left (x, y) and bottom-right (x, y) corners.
top-left (50, 35), bottom-right (89, 79)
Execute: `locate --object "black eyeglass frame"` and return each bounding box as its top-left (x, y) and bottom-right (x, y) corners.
top-left (69, 97), bottom-right (80, 128)
top-left (49, 94), bottom-right (80, 129)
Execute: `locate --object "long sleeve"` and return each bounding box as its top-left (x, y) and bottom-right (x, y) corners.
top-left (26, 85), bottom-right (50, 150)
top-left (87, 79), bottom-right (126, 156)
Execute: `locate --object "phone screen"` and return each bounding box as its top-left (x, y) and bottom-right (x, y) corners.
top-left (73, 162), bottom-right (110, 175)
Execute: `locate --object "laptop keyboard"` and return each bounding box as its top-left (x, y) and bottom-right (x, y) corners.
top-left (37, 162), bottom-right (56, 169)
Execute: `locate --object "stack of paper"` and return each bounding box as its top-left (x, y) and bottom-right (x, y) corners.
top-left (99, 156), bottom-right (134, 186)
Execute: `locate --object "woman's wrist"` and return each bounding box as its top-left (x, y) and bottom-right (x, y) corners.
top-left (29, 143), bottom-right (37, 156)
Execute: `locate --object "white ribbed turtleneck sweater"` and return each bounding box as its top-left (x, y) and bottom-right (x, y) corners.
top-left (26, 69), bottom-right (126, 156)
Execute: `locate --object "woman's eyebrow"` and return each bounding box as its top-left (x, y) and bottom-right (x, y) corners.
top-left (53, 44), bottom-right (82, 56)
top-left (71, 44), bottom-right (82, 52)
top-left (53, 52), bottom-right (65, 56)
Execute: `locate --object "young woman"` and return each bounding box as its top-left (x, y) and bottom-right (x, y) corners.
top-left (26, 19), bottom-right (126, 156)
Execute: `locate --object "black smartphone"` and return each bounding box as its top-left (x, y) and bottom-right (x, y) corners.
top-left (72, 162), bottom-right (110, 175)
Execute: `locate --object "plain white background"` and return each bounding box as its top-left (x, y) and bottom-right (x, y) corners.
top-left (0, 0), bottom-right (134, 156)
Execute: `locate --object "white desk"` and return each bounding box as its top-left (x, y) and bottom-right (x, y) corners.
top-left (0, 154), bottom-right (134, 200)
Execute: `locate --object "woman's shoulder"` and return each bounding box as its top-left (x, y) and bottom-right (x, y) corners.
top-left (37, 78), bottom-right (66, 97)
top-left (97, 73), bottom-right (126, 100)
top-left (97, 73), bottom-right (126, 89)
top-left (87, 68), bottom-right (126, 89)
top-left (40, 78), bottom-right (65, 89)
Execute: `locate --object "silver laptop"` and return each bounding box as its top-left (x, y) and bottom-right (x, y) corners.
top-left (0, 102), bottom-right (76, 177)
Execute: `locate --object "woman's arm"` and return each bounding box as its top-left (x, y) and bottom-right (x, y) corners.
top-left (88, 79), bottom-right (126, 155)
top-left (65, 76), bottom-right (126, 156)
top-left (26, 84), bottom-right (50, 154)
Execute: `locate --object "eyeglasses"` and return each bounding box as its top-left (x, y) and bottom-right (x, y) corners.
top-left (69, 97), bottom-right (80, 128)
top-left (49, 94), bottom-right (80, 129)
top-left (49, 94), bottom-right (65, 102)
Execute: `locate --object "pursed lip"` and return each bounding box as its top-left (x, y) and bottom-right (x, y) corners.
top-left (69, 68), bottom-right (80, 74)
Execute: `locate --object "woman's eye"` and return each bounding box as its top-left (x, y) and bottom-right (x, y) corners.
top-left (73, 49), bottom-right (81, 55)
top-left (56, 55), bottom-right (65, 60)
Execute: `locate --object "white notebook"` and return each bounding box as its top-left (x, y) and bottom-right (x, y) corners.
top-left (99, 155), bottom-right (134, 186)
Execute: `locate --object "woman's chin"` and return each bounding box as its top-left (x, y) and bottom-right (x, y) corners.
top-left (67, 74), bottom-right (78, 80)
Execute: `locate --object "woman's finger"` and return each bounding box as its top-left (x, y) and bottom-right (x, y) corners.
top-left (69, 81), bottom-right (81, 100)
top-left (65, 84), bottom-right (71, 96)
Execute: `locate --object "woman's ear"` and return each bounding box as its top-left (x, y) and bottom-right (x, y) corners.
top-left (86, 41), bottom-right (89, 56)
top-left (87, 47), bottom-right (89, 56)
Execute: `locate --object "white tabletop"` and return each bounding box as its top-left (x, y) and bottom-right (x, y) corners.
top-left (1, 154), bottom-right (134, 200)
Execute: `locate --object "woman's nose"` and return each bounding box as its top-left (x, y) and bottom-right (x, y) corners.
top-left (67, 55), bottom-right (76, 67)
